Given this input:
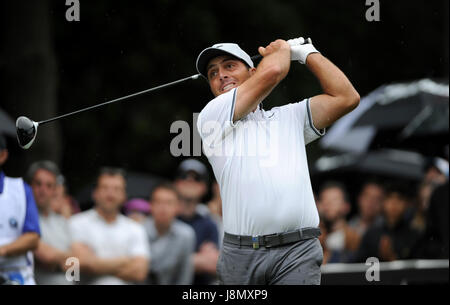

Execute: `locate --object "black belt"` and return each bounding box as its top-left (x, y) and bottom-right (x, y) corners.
top-left (223, 227), bottom-right (321, 249)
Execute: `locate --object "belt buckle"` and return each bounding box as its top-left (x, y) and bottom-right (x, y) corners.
top-left (252, 236), bottom-right (259, 249)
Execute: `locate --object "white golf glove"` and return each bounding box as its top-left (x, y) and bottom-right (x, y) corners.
top-left (287, 37), bottom-right (319, 64)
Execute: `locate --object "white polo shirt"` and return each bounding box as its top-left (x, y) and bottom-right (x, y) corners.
top-left (197, 88), bottom-right (324, 236)
top-left (35, 211), bottom-right (72, 285)
top-left (69, 209), bottom-right (150, 285)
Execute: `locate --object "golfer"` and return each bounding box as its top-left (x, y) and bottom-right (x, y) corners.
top-left (196, 37), bottom-right (360, 284)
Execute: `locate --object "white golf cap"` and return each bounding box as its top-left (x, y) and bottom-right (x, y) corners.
top-left (196, 43), bottom-right (254, 79)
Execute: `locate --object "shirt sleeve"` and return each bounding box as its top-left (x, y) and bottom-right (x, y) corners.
top-left (22, 182), bottom-right (41, 235)
top-left (197, 88), bottom-right (238, 148)
top-left (288, 98), bottom-right (326, 145)
top-left (304, 98), bottom-right (326, 145)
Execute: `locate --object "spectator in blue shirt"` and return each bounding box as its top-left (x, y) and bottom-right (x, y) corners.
top-left (0, 135), bottom-right (41, 285)
top-left (175, 159), bottom-right (219, 285)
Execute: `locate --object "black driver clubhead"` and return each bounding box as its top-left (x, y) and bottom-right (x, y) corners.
top-left (16, 116), bottom-right (39, 150)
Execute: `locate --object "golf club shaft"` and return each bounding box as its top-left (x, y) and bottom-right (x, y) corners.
top-left (38, 74), bottom-right (200, 126)
top-left (38, 38), bottom-right (311, 125)
top-left (251, 55), bottom-right (262, 62)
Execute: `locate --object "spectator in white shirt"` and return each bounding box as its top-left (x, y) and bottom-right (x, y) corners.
top-left (27, 161), bottom-right (73, 285)
top-left (69, 167), bottom-right (150, 285)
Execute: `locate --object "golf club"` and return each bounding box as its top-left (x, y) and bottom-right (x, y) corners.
top-left (16, 38), bottom-right (311, 149)
top-left (16, 74), bottom-right (201, 149)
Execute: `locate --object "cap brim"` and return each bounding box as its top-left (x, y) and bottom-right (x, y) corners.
top-left (196, 48), bottom-right (238, 79)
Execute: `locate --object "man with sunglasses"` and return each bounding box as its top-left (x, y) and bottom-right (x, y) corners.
top-left (175, 158), bottom-right (219, 285)
top-left (196, 37), bottom-right (360, 284)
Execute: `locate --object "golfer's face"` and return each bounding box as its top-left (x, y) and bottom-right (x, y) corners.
top-left (207, 56), bottom-right (254, 97)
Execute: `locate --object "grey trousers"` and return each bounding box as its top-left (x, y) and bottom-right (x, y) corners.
top-left (217, 237), bottom-right (323, 285)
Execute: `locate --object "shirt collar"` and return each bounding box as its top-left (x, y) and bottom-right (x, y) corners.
top-left (0, 171), bottom-right (5, 194)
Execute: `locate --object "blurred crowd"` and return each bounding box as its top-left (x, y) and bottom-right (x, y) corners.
top-left (317, 156), bottom-right (449, 264)
top-left (0, 133), bottom-right (448, 285)
top-left (1, 134), bottom-right (222, 285)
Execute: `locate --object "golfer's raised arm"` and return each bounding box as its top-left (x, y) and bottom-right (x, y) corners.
top-left (234, 39), bottom-right (291, 122)
top-left (307, 53), bottom-right (360, 130)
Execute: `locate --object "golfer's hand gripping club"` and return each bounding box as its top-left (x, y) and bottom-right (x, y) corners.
top-left (251, 37), bottom-right (318, 64)
top-left (287, 37), bottom-right (319, 64)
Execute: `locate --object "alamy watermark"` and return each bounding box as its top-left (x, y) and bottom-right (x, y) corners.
top-left (65, 257), bottom-right (80, 282)
top-left (365, 257), bottom-right (380, 282)
top-left (66, 0), bottom-right (80, 22)
top-left (170, 113), bottom-right (281, 167)
top-left (365, 0), bottom-right (380, 22)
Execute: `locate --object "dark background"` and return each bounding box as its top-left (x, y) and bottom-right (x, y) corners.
top-left (1, 0), bottom-right (448, 201)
